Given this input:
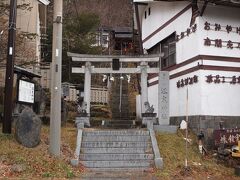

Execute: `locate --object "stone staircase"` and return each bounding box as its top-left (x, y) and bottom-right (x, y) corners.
top-left (79, 129), bottom-right (154, 171)
top-left (107, 75), bottom-right (137, 128)
top-left (104, 119), bottom-right (136, 129)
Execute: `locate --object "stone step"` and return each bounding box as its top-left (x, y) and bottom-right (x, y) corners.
top-left (109, 118), bottom-right (134, 121)
top-left (110, 117), bottom-right (136, 120)
top-left (111, 104), bottom-right (129, 107)
top-left (84, 167), bottom-right (153, 172)
top-left (111, 115), bottom-right (131, 119)
top-left (80, 170), bottom-right (154, 180)
top-left (111, 97), bottom-right (128, 100)
top-left (82, 135), bottom-right (150, 142)
top-left (111, 114), bottom-right (130, 117)
top-left (112, 112), bottom-right (129, 114)
top-left (83, 130), bottom-right (149, 136)
top-left (79, 153), bottom-right (154, 161)
top-left (111, 107), bottom-right (129, 110)
top-left (103, 124), bottom-right (135, 129)
top-left (106, 120), bottom-right (133, 125)
top-left (111, 109), bottom-right (129, 112)
top-left (81, 147), bottom-right (153, 154)
top-left (80, 160), bottom-right (154, 168)
top-left (81, 141), bottom-right (151, 148)
top-left (111, 103), bottom-right (129, 106)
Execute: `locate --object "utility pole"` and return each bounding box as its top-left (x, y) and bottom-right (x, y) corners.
top-left (49, 0), bottom-right (63, 156)
top-left (3, 0), bottom-right (17, 134)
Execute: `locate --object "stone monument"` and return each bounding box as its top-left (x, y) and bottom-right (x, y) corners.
top-left (75, 101), bottom-right (90, 128)
top-left (15, 107), bottom-right (41, 148)
top-left (142, 101), bottom-right (157, 129)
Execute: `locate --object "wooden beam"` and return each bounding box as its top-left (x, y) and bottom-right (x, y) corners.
top-left (200, 0), bottom-right (208, 16)
top-left (134, 2), bottom-right (144, 54)
top-left (190, 0), bottom-right (199, 26)
top-left (135, 2), bottom-right (148, 6)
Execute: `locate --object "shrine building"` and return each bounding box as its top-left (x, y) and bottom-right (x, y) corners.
top-left (134, 0), bottom-right (240, 147)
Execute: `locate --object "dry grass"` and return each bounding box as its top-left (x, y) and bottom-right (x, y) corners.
top-left (155, 129), bottom-right (238, 180)
top-left (0, 124), bottom-right (239, 179)
top-left (0, 123), bottom-right (83, 179)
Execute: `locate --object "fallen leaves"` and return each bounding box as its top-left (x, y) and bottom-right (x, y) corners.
top-left (0, 124), bottom-right (82, 178)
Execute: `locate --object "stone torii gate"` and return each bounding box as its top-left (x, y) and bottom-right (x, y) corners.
top-left (67, 52), bottom-right (169, 125)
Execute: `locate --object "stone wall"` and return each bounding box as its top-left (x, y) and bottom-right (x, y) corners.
top-left (170, 116), bottom-right (240, 149)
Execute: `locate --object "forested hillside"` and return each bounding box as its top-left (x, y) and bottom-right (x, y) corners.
top-left (65, 0), bottom-right (133, 28)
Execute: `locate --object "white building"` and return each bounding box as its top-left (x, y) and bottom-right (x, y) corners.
top-left (0, 0), bottom-right (49, 84)
top-left (16, 0), bottom-right (50, 70)
top-left (134, 0), bottom-right (240, 147)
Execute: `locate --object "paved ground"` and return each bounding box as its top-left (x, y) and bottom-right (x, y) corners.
top-left (80, 171), bottom-right (158, 180)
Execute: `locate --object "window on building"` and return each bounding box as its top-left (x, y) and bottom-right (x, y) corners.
top-left (148, 7), bottom-right (151, 16)
top-left (161, 33), bottom-right (176, 69)
top-left (145, 11), bottom-right (147, 19)
top-left (147, 33), bottom-right (176, 69)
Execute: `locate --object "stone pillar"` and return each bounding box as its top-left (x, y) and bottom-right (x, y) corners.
top-left (84, 62), bottom-right (91, 114)
top-left (158, 71), bottom-right (169, 125)
top-left (140, 62), bottom-right (148, 114)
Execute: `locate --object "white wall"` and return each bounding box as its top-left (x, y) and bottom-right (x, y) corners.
top-left (170, 59), bottom-right (240, 117)
top-left (149, 67), bottom-right (240, 117)
top-left (142, 1), bottom-right (191, 49)
top-left (142, 2), bottom-right (240, 63)
top-left (148, 71), bottom-right (202, 118)
top-left (198, 6), bottom-right (240, 57)
top-left (144, 2), bottom-right (240, 118)
top-left (200, 70), bottom-right (240, 116)
top-left (169, 71), bottom-right (202, 117)
top-left (17, 0), bottom-right (47, 66)
top-left (148, 83), bottom-right (159, 115)
top-left (134, 0), bottom-right (154, 2)
top-left (176, 18), bottom-right (200, 64)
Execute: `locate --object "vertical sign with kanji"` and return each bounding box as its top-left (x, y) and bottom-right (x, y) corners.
top-left (158, 71), bottom-right (169, 125)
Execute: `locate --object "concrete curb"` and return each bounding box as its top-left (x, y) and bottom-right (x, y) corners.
top-left (71, 129), bottom-right (83, 166)
top-left (154, 125), bottom-right (178, 134)
top-left (149, 129), bottom-right (163, 169)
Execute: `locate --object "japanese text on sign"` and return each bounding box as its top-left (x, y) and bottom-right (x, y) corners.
top-left (214, 128), bottom-right (240, 146)
top-left (206, 75), bottom-right (240, 84)
top-left (204, 21), bottom-right (240, 34)
top-left (176, 24), bottom-right (197, 42)
top-left (159, 71), bottom-right (169, 124)
top-left (176, 75), bottom-right (198, 88)
top-left (204, 37), bottom-right (240, 49)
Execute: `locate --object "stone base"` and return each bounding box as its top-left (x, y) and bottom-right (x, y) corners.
top-left (170, 115), bottom-right (240, 149)
top-left (142, 113), bottom-right (157, 117)
top-left (153, 125), bottom-right (178, 134)
top-left (142, 113), bottom-right (157, 127)
top-left (155, 157), bottom-right (163, 169)
top-left (76, 115), bottom-right (90, 128)
top-left (70, 159), bottom-right (79, 167)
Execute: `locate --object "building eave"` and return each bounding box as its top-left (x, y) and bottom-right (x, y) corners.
top-left (14, 66), bottom-right (42, 78)
top-left (134, 0), bottom-right (240, 8)
top-left (37, 0), bottom-right (50, 6)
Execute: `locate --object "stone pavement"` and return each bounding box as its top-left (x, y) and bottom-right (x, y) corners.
top-left (80, 171), bottom-right (158, 180)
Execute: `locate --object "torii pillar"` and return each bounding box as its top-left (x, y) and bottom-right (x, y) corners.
top-left (140, 62), bottom-right (148, 114)
top-left (84, 62), bottom-right (91, 114)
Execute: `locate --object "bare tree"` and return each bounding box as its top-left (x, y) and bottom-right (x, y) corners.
top-left (0, 2), bottom-right (36, 67)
